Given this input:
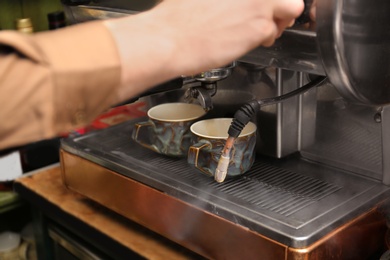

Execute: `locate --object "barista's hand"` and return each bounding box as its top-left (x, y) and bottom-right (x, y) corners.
top-left (310, 0), bottom-right (317, 22)
top-left (105, 0), bottom-right (304, 101)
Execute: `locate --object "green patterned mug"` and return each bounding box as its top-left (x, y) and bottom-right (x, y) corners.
top-left (188, 118), bottom-right (257, 178)
top-left (132, 103), bottom-right (206, 157)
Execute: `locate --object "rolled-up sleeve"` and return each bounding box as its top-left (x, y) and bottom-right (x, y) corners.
top-left (0, 21), bottom-right (121, 150)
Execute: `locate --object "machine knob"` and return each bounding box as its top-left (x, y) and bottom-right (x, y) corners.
top-left (295, 0), bottom-right (313, 24)
top-left (60, 0), bottom-right (91, 6)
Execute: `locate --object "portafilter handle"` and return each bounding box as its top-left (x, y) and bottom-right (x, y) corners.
top-left (184, 62), bottom-right (236, 83)
top-left (183, 62), bottom-right (237, 111)
top-left (113, 77), bottom-right (184, 107)
top-left (114, 62), bottom-right (236, 108)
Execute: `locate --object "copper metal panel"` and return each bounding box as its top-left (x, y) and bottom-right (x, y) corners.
top-left (61, 150), bottom-right (387, 259)
top-left (286, 209), bottom-right (386, 259)
top-left (60, 150), bottom-right (287, 259)
top-left (59, 120), bottom-right (390, 248)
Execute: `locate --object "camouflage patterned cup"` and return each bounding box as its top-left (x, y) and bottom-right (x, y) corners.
top-left (188, 118), bottom-right (257, 178)
top-left (132, 103), bottom-right (206, 157)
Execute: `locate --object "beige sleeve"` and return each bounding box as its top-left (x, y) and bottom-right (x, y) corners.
top-left (0, 21), bottom-right (121, 150)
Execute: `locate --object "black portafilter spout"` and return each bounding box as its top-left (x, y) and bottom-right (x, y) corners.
top-left (214, 76), bottom-right (328, 183)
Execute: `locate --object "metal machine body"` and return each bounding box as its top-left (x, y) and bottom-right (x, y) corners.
top-left (60, 0), bottom-right (390, 258)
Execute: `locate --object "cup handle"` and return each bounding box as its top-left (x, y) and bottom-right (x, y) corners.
top-left (188, 141), bottom-right (213, 176)
top-left (132, 121), bottom-right (160, 153)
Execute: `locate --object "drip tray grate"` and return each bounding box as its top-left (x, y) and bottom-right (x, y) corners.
top-left (62, 120), bottom-right (390, 246)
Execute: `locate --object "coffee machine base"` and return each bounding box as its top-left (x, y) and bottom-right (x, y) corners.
top-left (60, 120), bottom-right (389, 259)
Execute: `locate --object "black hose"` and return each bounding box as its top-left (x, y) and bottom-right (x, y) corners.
top-left (228, 76), bottom-right (327, 138)
top-left (228, 100), bottom-right (260, 138)
top-left (258, 76), bottom-right (327, 106)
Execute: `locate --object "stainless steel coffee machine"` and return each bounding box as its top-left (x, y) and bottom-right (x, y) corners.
top-left (60, 0), bottom-right (390, 259)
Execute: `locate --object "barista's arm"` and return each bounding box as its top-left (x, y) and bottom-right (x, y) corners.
top-left (0, 21), bottom-right (121, 150)
top-left (0, 0), bottom-right (303, 150)
top-left (106, 0), bottom-right (304, 101)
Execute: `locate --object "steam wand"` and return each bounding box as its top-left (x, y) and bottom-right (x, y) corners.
top-left (214, 76), bottom-right (328, 183)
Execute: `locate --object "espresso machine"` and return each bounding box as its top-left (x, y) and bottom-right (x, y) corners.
top-left (59, 0), bottom-right (390, 258)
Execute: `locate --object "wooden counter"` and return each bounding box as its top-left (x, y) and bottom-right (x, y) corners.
top-left (14, 164), bottom-right (204, 260)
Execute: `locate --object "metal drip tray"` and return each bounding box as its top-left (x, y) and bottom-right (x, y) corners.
top-left (61, 119), bottom-right (390, 248)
